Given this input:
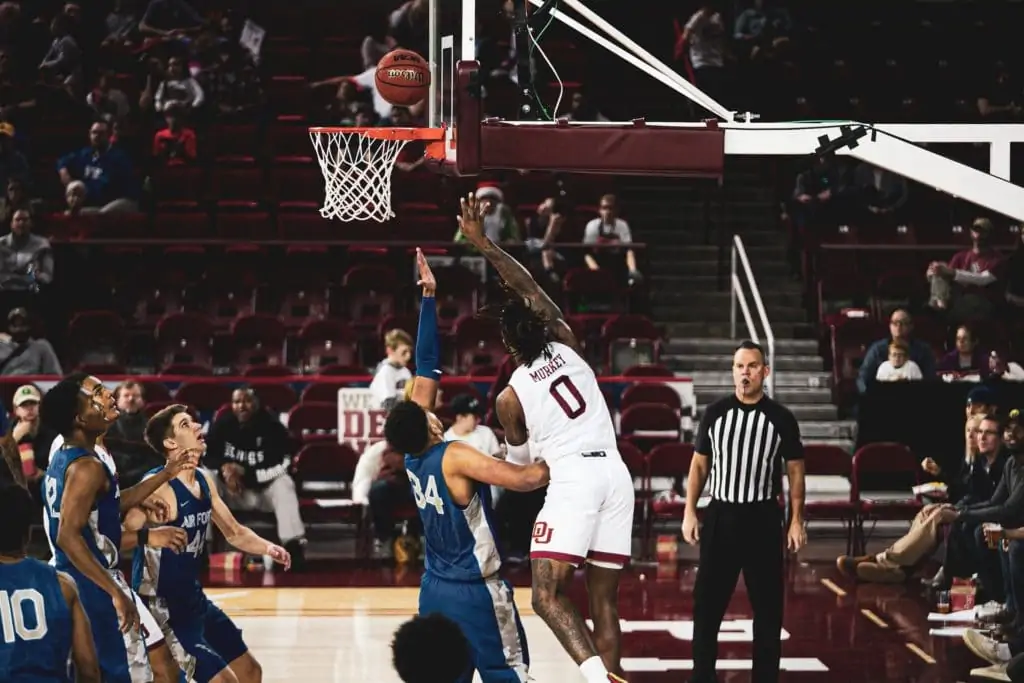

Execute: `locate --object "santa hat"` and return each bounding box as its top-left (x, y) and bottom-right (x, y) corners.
top-left (475, 182), bottom-right (503, 203)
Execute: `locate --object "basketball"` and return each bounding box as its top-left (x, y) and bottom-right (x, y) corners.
top-left (374, 49), bottom-right (431, 107)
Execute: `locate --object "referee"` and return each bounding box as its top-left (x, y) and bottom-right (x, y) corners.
top-left (681, 340), bottom-right (807, 683)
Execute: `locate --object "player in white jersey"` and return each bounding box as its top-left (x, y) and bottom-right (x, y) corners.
top-left (457, 195), bottom-right (633, 683)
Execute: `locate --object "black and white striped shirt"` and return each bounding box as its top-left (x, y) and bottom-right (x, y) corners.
top-left (696, 395), bottom-right (803, 503)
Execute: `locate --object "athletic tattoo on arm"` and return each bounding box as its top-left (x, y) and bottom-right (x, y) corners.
top-left (530, 559), bottom-right (600, 665)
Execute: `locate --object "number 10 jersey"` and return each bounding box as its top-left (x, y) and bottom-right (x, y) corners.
top-left (506, 341), bottom-right (619, 466)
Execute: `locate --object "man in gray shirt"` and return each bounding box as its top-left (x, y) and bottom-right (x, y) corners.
top-left (0, 308), bottom-right (61, 376)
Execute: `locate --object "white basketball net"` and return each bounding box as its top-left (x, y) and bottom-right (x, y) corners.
top-left (309, 130), bottom-right (411, 223)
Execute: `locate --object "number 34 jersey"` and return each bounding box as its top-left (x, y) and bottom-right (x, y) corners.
top-left (507, 341), bottom-right (618, 465)
top-left (405, 442), bottom-right (503, 582)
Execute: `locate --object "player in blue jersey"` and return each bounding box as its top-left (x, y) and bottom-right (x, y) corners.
top-left (41, 373), bottom-right (196, 683)
top-left (0, 483), bottom-right (100, 683)
top-left (383, 249), bottom-right (550, 683)
top-left (126, 402), bottom-right (290, 683)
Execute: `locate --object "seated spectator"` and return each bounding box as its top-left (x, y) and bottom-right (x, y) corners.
top-left (102, 0), bottom-right (141, 51)
top-left (199, 45), bottom-right (264, 121)
top-left (38, 14), bottom-right (82, 99)
top-left (790, 156), bottom-right (844, 233)
top-left (875, 340), bottom-right (923, 382)
top-left (204, 387), bottom-right (307, 569)
top-left (583, 194), bottom-right (642, 286)
top-left (0, 209), bottom-right (53, 292)
top-left (86, 71), bottom-right (131, 127)
top-left (927, 217), bottom-right (1005, 322)
top-left (0, 308), bottom-right (61, 376)
top-left (678, 4), bottom-right (728, 104)
top-left (361, 0), bottom-right (429, 70)
top-left (0, 177), bottom-right (33, 228)
top-left (992, 350), bottom-right (1024, 382)
top-left (152, 103), bottom-right (196, 166)
top-left (8, 384), bottom-right (56, 499)
top-left (443, 393), bottom-right (503, 505)
top-left (454, 184), bottom-right (520, 245)
top-left (57, 120), bottom-right (139, 214)
top-left (933, 414), bottom-right (1017, 598)
top-left (362, 439), bottom-right (417, 559)
top-left (733, 0), bottom-right (792, 58)
top-left (139, 0), bottom-right (204, 40)
top-left (154, 55), bottom-right (204, 114)
top-left (857, 309), bottom-right (936, 393)
top-left (370, 329), bottom-right (413, 411)
top-left (848, 162), bottom-right (908, 223)
top-left (837, 415), bottom-right (1001, 583)
top-left (103, 380), bottom-right (164, 488)
top-left (938, 324), bottom-right (989, 377)
top-left (523, 197), bottom-right (566, 286)
top-left (63, 180), bottom-right (86, 216)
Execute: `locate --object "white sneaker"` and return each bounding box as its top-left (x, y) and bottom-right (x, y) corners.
top-left (976, 601), bottom-right (1005, 621)
top-left (963, 629), bottom-right (1011, 665)
top-left (970, 663), bottom-right (1010, 681)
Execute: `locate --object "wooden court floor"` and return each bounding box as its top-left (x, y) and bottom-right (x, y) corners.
top-left (201, 562), bottom-right (988, 682)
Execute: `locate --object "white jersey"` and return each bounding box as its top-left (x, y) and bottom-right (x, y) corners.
top-left (507, 341), bottom-right (618, 464)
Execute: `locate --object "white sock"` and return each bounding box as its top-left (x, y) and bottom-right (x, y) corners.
top-left (579, 655), bottom-right (609, 683)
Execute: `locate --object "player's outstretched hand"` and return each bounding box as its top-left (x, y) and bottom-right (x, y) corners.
top-left (112, 589), bottom-right (140, 634)
top-left (457, 193), bottom-right (484, 244)
top-left (165, 447), bottom-right (199, 477)
top-left (681, 510), bottom-right (700, 546)
top-left (140, 497), bottom-right (170, 524)
top-left (415, 248), bottom-right (436, 297)
top-left (148, 526), bottom-right (188, 554)
top-left (266, 543), bottom-right (292, 571)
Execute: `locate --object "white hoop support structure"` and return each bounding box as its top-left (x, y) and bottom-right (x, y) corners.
top-left (308, 127), bottom-right (447, 223)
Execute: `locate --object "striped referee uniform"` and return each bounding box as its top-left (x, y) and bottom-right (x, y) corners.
top-left (691, 393), bottom-right (803, 683)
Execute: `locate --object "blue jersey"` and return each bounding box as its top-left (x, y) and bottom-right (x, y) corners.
top-left (43, 447), bottom-right (122, 575)
top-left (0, 558), bottom-right (73, 683)
top-left (404, 441), bottom-right (502, 582)
top-left (133, 469), bottom-right (211, 600)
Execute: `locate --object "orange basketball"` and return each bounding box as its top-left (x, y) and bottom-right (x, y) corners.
top-left (374, 49), bottom-right (431, 107)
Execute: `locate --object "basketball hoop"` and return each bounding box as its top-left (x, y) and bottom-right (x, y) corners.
top-left (308, 126), bottom-right (447, 223)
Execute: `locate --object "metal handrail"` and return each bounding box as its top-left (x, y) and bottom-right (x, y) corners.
top-left (730, 235), bottom-right (776, 397)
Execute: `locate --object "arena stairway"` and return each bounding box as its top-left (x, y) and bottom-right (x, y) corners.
top-left (619, 162), bottom-right (857, 451)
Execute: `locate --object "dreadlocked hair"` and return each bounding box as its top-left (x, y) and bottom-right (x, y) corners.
top-left (479, 283), bottom-right (552, 366)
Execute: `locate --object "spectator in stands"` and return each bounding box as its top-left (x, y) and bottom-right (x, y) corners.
top-left (8, 384), bottom-right (57, 498)
top-left (856, 309), bottom-right (936, 393)
top-left (139, 0), bottom-right (204, 40)
top-left (0, 308), bottom-right (61, 376)
top-left (370, 329), bottom-right (413, 411)
top-left (733, 0), bottom-right (792, 58)
top-left (927, 217), bottom-right (1004, 321)
top-left (0, 123), bottom-right (28, 192)
top-left (874, 340), bottom-right (923, 382)
top-left (86, 70), bottom-right (131, 127)
top-left (56, 119), bottom-right (139, 214)
top-left (322, 80), bottom-right (366, 127)
top-left (933, 414), bottom-right (1015, 598)
top-left (443, 394), bottom-right (501, 457)
top-left (523, 197), bottom-right (566, 286)
top-left (102, 0), bottom-right (140, 50)
top-left (790, 156), bottom-right (843, 234)
top-left (0, 209), bottom-right (53, 292)
top-left (848, 162), bottom-right (908, 223)
top-left (364, 439), bottom-right (417, 559)
top-left (204, 386), bottom-right (307, 569)
top-left (152, 102), bottom-right (196, 166)
top-left (38, 13), bottom-right (82, 99)
top-left (454, 184), bottom-right (520, 245)
top-left (0, 178), bottom-right (31, 228)
top-left (991, 350), bottom-right (1024, 382)
top-left (311, 71), bottom-right (396, 123)
top-left (937, 324), bottom-right (989, 377)
top-left (199, 44), bottom-right (264, 121)
top-left (837, 415), bottom-right (1000, 583)
top-left (583, 194), bottom-right (642, 285)
top-left (563, 91), bottom-right (609, 122)
top-left (103, 380), bottom-right (163, 487)
top-left (63, 180), bottom-right (86, 216)
top-left (678, 4), bottom-right (728, 105)
top-left (977, 65), bottom-right (1023, 122)
top-left (154, 55), bottom-right (204, 114)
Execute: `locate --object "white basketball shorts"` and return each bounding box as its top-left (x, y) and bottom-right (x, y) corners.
top-left (111, 570), bottom-right (164, 682)
top-left (529, 449), bottom-right (635, 569)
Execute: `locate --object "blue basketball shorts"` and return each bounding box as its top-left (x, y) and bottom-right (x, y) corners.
top-left (148, 592), bottom-right (248, 683)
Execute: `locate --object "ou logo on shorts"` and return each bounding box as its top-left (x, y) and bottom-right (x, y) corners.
top-left (532, 522), bottom-right (553, 545)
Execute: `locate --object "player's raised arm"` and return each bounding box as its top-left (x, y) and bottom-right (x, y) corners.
top-left (202, 469), bottom-right (292, 570)
top-left (409, 248), bottom-right (441, 410)
top-left (456, 193), bottom-right (580, 353)
top-left (57, 572), bottom-right (101, 683)
top-left (443, 441), bottom-right (549, 492)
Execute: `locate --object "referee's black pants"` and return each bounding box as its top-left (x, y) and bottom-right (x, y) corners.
top-left (691, 500), bottom-right (784, 683)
